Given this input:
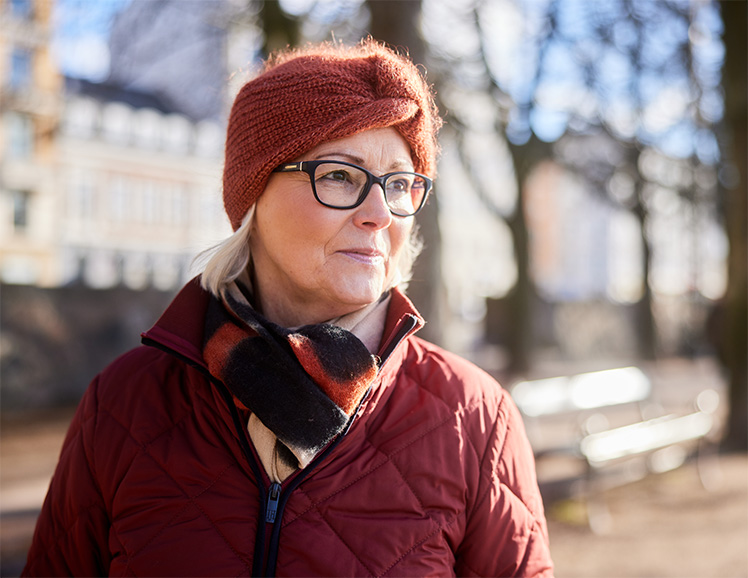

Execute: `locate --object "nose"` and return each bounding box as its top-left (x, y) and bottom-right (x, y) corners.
top-left (353, 183), bottom-right (393, 229)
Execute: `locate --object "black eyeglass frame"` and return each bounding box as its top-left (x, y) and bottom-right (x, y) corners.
top-left (273, 159), bottom-right (433, 217)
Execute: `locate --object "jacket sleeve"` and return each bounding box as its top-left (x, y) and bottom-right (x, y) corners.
top-left (455, 390), bottom-right (554, 578)
top-left (22, 376), bottom-right (112, 577)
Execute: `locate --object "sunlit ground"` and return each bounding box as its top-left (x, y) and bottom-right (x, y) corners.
top-left (1, 381), bottom-right (746, 578)
top-left (548, 453), bottom-right (748, 578)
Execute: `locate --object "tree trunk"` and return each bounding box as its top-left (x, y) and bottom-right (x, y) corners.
top-left (259, 0), bottom-right (299, 55)
top-left (629, 150), bottom-right (658, 361)
top-left (718, 0), bottom-right (747, 451)
top-left (505, 178), bottom-right (533, 374)
top-left (504, 134), bottom-right (551, 374)
top-left (367, 0), bottom-right (446, 345)
top-left (635, 234), bottom-right (657, 361)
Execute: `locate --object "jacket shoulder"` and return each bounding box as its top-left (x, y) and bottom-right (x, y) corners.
top-left (396, 336), bottom-right (537, 500)
top-left (402, 336), bottom-right (508, 413)
top-left (94, 345), bottom-right (209, 443)
top-left (399, 338), bottom-right (552, 576)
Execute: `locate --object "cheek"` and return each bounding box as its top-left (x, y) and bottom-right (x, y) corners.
top-left (387, 221), bottom-right (413, 266)
top-left (256, 196), bottom-right (340, 268)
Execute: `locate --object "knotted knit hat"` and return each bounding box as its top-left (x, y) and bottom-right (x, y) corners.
top-left (222, 39), bottom-right (442, 230)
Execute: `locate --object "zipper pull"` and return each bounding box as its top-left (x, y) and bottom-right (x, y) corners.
top-left (265, 482), bottom-right (282, 523)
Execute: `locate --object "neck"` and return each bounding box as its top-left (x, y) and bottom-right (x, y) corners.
top-left (257, 297), bottom-right (342, 327)
top-left (249, 276), bottom-right (362, 328)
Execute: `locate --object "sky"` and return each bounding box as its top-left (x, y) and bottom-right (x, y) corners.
top-left (52, 0), bottom-right (132, 81)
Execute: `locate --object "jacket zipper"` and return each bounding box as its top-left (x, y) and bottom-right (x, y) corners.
top-left (265, 482), bottom-right (281, 523)
top-left (260, 313), bottom-right (421, 577)
top-left (142, 337), bottom-right (347, 576)
top-left (142, 312), bottom-right (421, 577)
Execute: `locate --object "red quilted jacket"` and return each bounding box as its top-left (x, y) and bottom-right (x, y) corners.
top-left (23, 280), bottom-right (553, 577)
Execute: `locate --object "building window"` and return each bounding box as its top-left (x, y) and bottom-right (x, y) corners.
top-left (5, 112), bottom-right (34, 158)
top-left (133, 108), bottom-right (161, 149)
top-left (142, 181), bottom-right (159, 224)
top-left (109, 175), bottom-right (128, 222)
top-left (163, 114), bottom-right (191, 154)
top-left (12, 190), bottom-right (30, 231)
top-left (169, 184), bottom-right (187, 226)
top-left (68, 171), bottom-right (96, 220)
top-left (9, 48), bottom-right (33, 91)
top-left (64, 98), bottom-right (100, 138)
top-left (102, 103), bottom-right (132, 145)
top-left (195, 121), bottom-right (222, 158)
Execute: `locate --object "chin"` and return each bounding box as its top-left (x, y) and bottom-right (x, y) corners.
top-left (332, 276), bottom-right (387, 308)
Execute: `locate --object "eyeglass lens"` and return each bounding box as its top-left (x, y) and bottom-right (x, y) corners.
top-left (312, 162), bottom-right (427, 216)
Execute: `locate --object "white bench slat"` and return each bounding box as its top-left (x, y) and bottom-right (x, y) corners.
top-left (580, 411), bottom-right (714, 465)
top-left (511, 366), bottom-right (651, 417)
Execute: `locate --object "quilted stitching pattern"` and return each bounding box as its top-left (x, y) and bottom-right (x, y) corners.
top-left (272, 362), bottom-right (488, 577)
top-left (24, 323), bottom-right (552, 578)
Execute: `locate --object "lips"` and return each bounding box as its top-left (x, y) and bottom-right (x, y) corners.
top-left (339, 247), bottom-right (386, 264)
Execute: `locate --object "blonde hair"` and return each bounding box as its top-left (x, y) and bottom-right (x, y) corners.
top-left (197, 208), bottom-right (423, 298)
top-left (198, 206), bottom-right (254, 297)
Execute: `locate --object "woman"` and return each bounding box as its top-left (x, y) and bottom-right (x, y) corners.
top-left (23, 40), bottom-right (553, 577)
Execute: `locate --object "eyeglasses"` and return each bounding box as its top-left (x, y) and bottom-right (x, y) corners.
top-left (273, 159), bottom-right (432, 217)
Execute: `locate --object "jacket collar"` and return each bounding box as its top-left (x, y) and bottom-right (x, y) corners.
top-left (141, 277), bottom-right (424, 370)
top-left (141, 277), bottom-right (209, 368)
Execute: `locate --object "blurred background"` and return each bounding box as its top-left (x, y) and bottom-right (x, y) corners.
top-left (0, 0), bottom-right (746, 576)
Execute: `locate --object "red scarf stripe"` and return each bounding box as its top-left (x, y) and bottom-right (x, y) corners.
top-left (287, 333), bottom-right (375, 415)
top-left (204, 322), bottom-right (255, 379)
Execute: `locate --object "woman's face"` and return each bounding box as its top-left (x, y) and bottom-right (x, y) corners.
top-left (250, 127), bottom-right (415, 327)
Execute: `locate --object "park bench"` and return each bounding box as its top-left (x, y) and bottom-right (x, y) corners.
top-left (510, 366), bottom-right (721, 533)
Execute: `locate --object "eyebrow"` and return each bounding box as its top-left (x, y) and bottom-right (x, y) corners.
top-left (311, 151), bottom-right (414, 172)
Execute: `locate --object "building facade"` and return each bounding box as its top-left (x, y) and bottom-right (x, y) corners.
top-left (1, 0), bottom-right (232, 290)
top-left (56, 79), bottom-right (229, 290)
top-left (0, 0), bottom-right (62, 285)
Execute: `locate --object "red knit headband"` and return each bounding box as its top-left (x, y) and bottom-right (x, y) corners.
top-left (222, 39), bottom-right (442, 230)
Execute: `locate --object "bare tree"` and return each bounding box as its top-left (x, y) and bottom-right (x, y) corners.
top-left (717, 0), bottom-right (747, 451)
top-left (248, 0), bottom-right (730, 383)
top-left (259, 0), bottom-right (300, 54)
top-left (366, 0), bottom-right (447, 345)
top-left (426, 0), bottom-right (726, 373)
